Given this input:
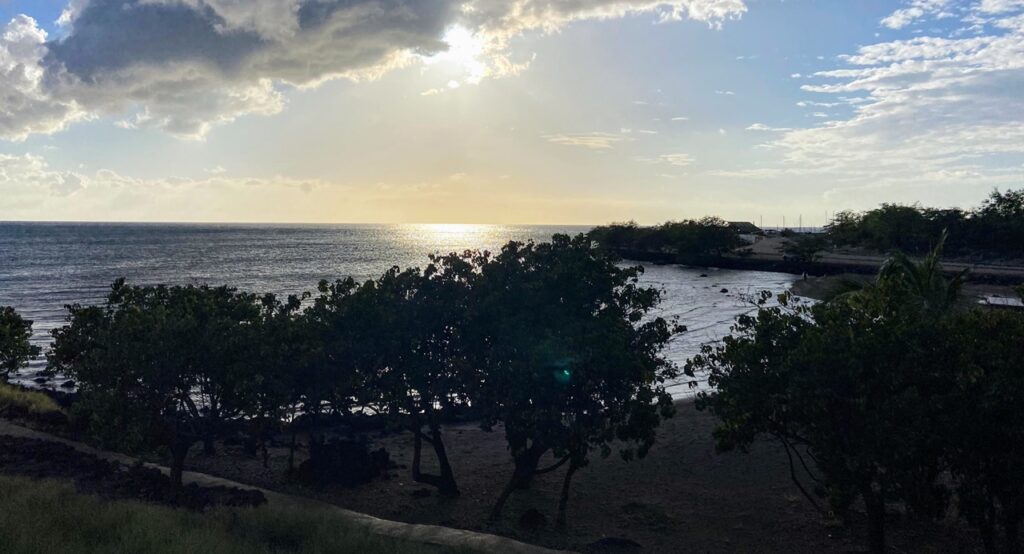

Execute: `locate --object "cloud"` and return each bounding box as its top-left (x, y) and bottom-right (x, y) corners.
top-left (746, 123), bottom-right (792, 132)
top-left (880, 0), bottom-right (953, 29)
top-left (720, 2), bottom-right (1024, 199)
top-left (0, 0), bottom-right (748, 141)
top-left (0, 154), bottom-right (85, 198)
top-left (545, 132), bottom-right (633, 149)
top-left (0, 16), bottom-right (89, 141)
top-left (658, 153), bottom-right (695, 166)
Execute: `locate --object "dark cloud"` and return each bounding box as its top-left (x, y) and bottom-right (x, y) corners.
top-left (0, 0), bottom-right (746, 139)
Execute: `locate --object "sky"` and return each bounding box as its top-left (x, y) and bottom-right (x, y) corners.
top-left (0, 0), bottom-right (1022, 225)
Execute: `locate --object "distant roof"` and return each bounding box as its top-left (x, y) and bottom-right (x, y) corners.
top-left (728, 222), bottom-right (762, 234)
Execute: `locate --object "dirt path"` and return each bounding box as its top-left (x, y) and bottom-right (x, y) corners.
top-left (0, 420), bottom-right (566, 554)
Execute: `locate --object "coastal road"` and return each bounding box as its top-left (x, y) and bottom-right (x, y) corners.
top-left (748, 237), bottom-right (1024, 281)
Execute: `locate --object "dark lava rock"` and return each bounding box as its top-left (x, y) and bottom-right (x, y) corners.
top-left (411, 488), bottom-right (432, 499)
top-left (589, 537), bottom-right (643, 550)
top-left (518, 508), bottom-right (547, 530)
top-left (33, 377), bottom-right (48, 384)
top-left (699, 273), bottom-right (708, 278)
top-left (0, 436), bottom-right (265, 511)
top-left (60, 380), bottom-right (76, 389)
top-left (296, 436), bottom-right (393, 488)
top-left (720, 288), bottom-right (729, 293)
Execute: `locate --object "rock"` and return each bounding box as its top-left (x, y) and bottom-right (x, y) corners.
top-left (60, 380), bottom-right (76, 389)
top-left (296, 436), bottom-right (393, 488)
top-left (699, 273), bottom-right (708, 278)
top-left (33, 377), bottom-right (48, 384)
top-left (720, 288), bottom-right (729, 293)
top-left (518, 508), bottom-right (547, 530)
top-left (590, 537), bottom-right (643, 550)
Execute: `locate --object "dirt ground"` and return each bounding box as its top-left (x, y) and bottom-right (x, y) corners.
top-left (180, 401), bottom-right (981, 553)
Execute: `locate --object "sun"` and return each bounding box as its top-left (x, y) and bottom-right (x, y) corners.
top-left (425, 25), bottom-right (489, 85)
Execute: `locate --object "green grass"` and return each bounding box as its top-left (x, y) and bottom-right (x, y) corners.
top-left (0, 383), bottom-right (62, 415)
top-left (0, 475), bottom-right (464, 554)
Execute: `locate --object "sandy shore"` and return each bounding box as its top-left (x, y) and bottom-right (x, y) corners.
top-left (179, 400), bottom-right (977, 553)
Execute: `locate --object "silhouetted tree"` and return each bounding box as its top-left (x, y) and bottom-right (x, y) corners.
top-left (49, 279), bottom-right (263, 485)
top-left (470, 235), bottom-right (680, 523)
top-left (691, 242), bottom-right (965, 553)
top-left (0, 306), bottom-right (39, 379)
top-left (941, 308), bottom-right (1024, 554)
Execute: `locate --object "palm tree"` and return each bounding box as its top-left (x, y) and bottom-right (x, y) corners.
top-left (826, 230), bottom-right (968, 313)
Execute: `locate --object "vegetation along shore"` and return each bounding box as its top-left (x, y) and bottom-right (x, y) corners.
top-left (0, 190), bottom-right (1023, 553)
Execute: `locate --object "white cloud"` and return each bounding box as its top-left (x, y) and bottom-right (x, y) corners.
top-left (0, 0), bottom-right (749, 141)
top-left (544, 132), bottom-right (633, 149)
top-left (721, 2), bottom-right (1024, 199)
top-left (658, 153), bottom-right (695, 166)
top-left (0, 153), bottom-right (85, 196)
top-left (880, 0), bottom-right (953, 29)
top-left (746, 123), bottom-right (792, 132)
top-left (0, 16), bottom-right (88, 141)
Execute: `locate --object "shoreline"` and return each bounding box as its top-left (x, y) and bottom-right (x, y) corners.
top-left (617, 248), bottom-right (1024, 286)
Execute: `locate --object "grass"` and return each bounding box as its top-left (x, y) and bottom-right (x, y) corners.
top-left (0, 383), bottom-right (62, 415)
top-left (0, 475), bottom-right (465, 554)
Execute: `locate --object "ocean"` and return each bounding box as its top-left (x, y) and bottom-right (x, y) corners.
top-left (0, 222), bottom-right (795, 397)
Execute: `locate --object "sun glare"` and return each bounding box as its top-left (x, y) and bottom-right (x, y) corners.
top-left (426, 26), bottom-right (488, 85)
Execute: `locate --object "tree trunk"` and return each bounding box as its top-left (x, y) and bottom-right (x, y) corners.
top-left (169, 440), bottom-right (192, 487)
top-left (430, 426), bottom-right (459, 497)
top-left (203, 436), bottom-right (216, 456)
top-left (862, 486), bottom-right (887, 554)
top-left (287, 429), bottom-right (297, 473)
top-left (556, 461), bottom-right (581, 529)
top-left (489, 443), bottom-right (546, 521)
top-left (410, 427), bottom-right (460, 498)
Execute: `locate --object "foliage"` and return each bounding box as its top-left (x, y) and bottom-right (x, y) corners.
top-left (307, 255), bottom-right (479, 497)
top-left (49, 279), bottom-right (264, 484)
top-left (690, 241), bottom-right (964, 553)
top-left (468, 234), bottom-right (680, 524)
top-left (44, 234), bottom-right (681, 524)
top-left (780, 234), bottom-right (831, 266)
top-left (940, 308), bottom-right (1024, 554)
top-left (826, 188), bottom-right (1024, 258)
top-left (589, 217), bottom-right (745, 262)
top-left (0, 474), bottom-right (464, 554)
top-left (0, 306), bottom-right (40, 378)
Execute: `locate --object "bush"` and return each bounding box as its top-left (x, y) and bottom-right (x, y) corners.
top-left (0, 306), bottom-right (40, 378)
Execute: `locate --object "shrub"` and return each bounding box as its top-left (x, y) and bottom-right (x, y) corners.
top-left (0, 306), bottom-right (40, 378)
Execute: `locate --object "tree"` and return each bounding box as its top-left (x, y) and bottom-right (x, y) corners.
top-left (49, 279), bottom-right (263, 485)
top-left (941, 308), bottom-right (1024, 554)
top-left (589, 217), bottom-right (744, 262)
top-left (469, 234), bottom-right (680, 524)
top-left (0, 307), bottom-right (40, 379)
top-left (308, 257), bottom-right (478, 497)
top-left (691, 242), bottom-right (965, 553)
top-left (780, 234), bottom-right (831, 267)
top-left (238, 292), bottom-right (312, 468)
